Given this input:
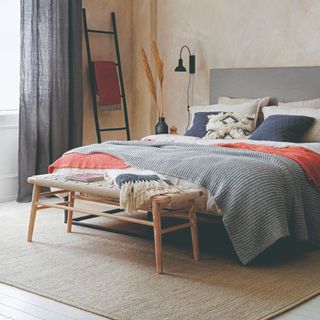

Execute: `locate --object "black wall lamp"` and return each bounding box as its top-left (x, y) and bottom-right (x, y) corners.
top-left (174, 45), bottom-right (196, 74)
top-left (175, 45), bottom-right (196, 129)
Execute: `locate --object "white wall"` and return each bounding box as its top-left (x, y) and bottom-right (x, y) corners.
top-left (0, 0), bottom-right (20, 111)
top-left (156, 0), bottom-right (320, 130)
top-left (0, 1), bottom-right (20, 201)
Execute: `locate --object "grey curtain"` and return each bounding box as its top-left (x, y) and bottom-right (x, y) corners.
top-left (18, 0), bottom-right (83, 202)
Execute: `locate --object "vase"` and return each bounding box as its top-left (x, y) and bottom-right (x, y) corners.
top-left (155, 117), bottom-right (168, 134)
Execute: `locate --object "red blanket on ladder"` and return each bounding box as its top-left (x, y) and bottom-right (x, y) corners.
top-left (93, 61), bottom-right (121, 109)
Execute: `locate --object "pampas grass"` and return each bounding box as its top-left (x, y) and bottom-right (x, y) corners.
top-left (141, 41), bottom-right (165, 117)
top-left (141, 48), bottom-right (160, 116)
top-left (151, 40), bottom-right (164, 116)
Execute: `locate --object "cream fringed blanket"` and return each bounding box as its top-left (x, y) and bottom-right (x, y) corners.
top-left (105, 168), bottom-right (185, 213)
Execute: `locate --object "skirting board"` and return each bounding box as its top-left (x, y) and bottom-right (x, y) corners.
top-left (0, 174), bottom-right (18, 203)
top-left (0, 194), bottom-right (17, 203)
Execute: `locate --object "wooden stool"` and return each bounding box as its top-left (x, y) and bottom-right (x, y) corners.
top-left (27, 174), bottom-right (202, 274)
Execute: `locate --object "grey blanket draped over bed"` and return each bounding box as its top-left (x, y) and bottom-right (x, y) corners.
top-left (67, 141), bottom-right (320, 265)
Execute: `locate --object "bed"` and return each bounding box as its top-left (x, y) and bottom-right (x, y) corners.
top-left (51, 67), bottom-right (320, 265)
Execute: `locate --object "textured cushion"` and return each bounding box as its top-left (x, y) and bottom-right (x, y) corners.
top-left (185, 112), bottom-right (219, 138)
top-left (263, 107), bottom-right (320, 142)
top-left (188, 100), bottom-right (259, 130)
top-left (278, 98), bottom-right (320, 109)
top-left (250, 115), bottom-right (315, 143)
top-left (204, 112), bottom-right (255, 140)
top-left (218, 96), bottom-right (269, 126)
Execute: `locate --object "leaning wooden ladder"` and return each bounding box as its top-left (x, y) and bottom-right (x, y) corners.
top-left (82, 9), bottom-right (131, 142)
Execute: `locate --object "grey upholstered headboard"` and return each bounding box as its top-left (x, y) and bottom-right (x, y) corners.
top-left (210, 67), bottom-right (320, 105)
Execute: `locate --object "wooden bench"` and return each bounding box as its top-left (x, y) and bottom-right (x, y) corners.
top-left (27, 174), bottom-right (202, 274)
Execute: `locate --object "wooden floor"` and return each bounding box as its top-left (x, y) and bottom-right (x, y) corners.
top-left (0, 283), bottom-right (108, 320)
top-left (0, 200), bottom-right (319, 320)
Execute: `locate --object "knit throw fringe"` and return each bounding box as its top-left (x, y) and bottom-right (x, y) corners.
top-left (101, 104), bottom-right (121, 112)
top-left (104, 170), bottom-right (184, 214)
top-left (119, 179), bottom-right (184, 214)
top-left (96, 95), bottom-right (121, 112)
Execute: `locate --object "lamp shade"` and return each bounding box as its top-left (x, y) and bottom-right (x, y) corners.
top-left (175, 58), bottom-right (187, 72)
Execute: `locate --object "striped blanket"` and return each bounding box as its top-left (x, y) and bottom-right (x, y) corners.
top-left (66, 141), bottom-right (320, 265)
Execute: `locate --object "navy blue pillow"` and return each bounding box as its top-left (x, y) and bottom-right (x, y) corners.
top-left (185, 112), bottom-right (220, 138)
top-left (250, 115), bottom-right (315, 142)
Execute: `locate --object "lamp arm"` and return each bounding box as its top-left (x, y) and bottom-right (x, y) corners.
top-left (179, 45), bottom-right (192, 58)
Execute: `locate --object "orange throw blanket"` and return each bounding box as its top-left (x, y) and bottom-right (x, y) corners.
top-left (218, 143), bottom-right (320, 188)
top-left (49, 152), bottom-right (128, 173)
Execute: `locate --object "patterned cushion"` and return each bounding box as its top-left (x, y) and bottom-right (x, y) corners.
top-left (204, 112), bottom-right (255, 140)
top-left (250, 115), bottom-right (315, 142)
top-left (185, 112), bottom-right (219, 138)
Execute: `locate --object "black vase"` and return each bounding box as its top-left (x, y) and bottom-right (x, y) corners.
top-left (155, 117), bottom-right (169, 134)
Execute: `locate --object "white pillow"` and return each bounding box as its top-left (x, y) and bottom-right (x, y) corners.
top-left (278, 98), bottom-right (320, 109)
top-left (188, 100), bottom-right (259, 130)
top-left (263, 107), bottom-right (320, 142)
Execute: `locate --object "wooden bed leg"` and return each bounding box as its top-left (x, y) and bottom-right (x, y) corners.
top-left (152, 200), bottom-right (163, 274)
top-left (189, 200), bottom-right (199, 261)
top-left (67, 191), bottom-right (75, 233)
top-left (27, 184), bottom-right (40, 242)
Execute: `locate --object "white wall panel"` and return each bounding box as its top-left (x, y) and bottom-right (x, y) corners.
top-left (0, 110), bottom-right (18, 202)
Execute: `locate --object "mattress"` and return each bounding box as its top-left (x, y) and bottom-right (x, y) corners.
top-left (53, 134), bottom-right (320, 216)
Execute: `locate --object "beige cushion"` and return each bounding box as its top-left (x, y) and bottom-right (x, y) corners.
top-left (218, 96), bottom-right (269, 107)
top-left (278, 98), bottom-right (320, 109)
top-left (218, 96), bottom-right (269, 126)
top-left (188, 100), bottom-right (259, 130)
top-left (262, 107), bottom-right (320, 142)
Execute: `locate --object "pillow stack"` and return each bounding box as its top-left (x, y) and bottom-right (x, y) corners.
top-left (258, 98), bottom-right (320, 142)
top-left (185, 97), bottom-right (320, 143)
top-left (186, 99), bottom-right (260, 139)
top-left (218, 96), bottom-right (269, 126)
top-left (250, 115), bottom-right (315, 142)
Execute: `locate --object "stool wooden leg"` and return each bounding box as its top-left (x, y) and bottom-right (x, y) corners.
top-left (27, 184), bottom-right (40, 242)
top-left (189, 200), bottom-right (199, 261)
top-left (152, 201), bottom-right (163, 274)
top-left (67, 191), bottom-right (75, 233)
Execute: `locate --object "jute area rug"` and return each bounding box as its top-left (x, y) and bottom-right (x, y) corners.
top-left (0, 200), bottom-right (319, 320)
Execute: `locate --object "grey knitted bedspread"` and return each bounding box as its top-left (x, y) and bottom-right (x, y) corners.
top-left (67, 141), bottom-right (320, 264)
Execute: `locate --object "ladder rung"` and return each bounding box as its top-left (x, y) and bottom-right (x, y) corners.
top-left (87, 29), bottom-right (114, 35)
top-left (100, 127), bottom-right (127, 132)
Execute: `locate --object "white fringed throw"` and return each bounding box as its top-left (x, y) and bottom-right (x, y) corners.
top-left (105, 169), bottom-right (184, 213)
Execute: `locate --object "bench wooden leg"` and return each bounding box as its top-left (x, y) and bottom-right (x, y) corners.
top-left (67, 191), bottom-right (75, 233)
top-left (152, 201), bottom-right (163, 274)
top-left (189, 200), bottom-right (199, 261)
top-left (27, 184), bottom-right (40, 242)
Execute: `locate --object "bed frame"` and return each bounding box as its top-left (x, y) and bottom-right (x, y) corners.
top-left (67, 66), bottom-right (320, 238)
